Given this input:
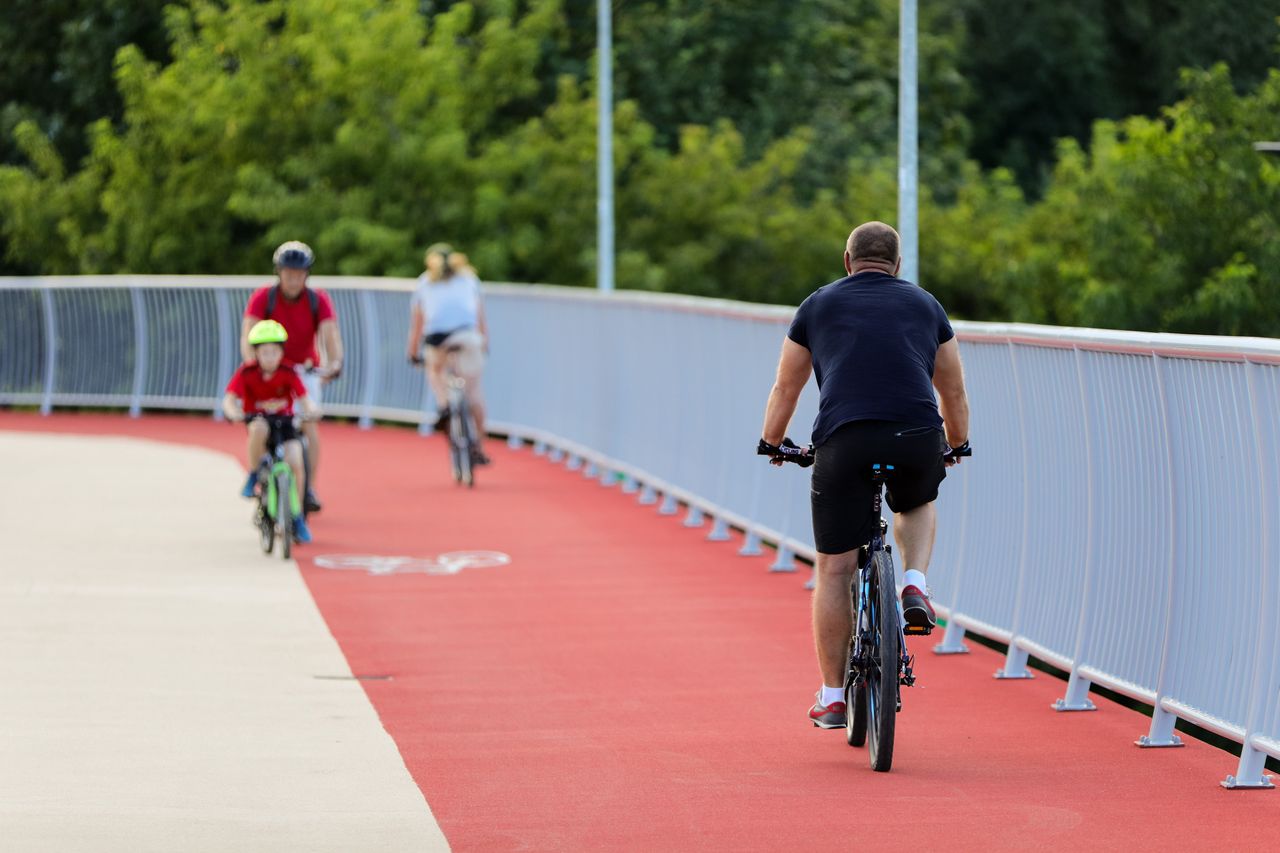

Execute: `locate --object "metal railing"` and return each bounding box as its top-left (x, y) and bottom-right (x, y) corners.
top-left (1, 275), bottom-right (1276, 788)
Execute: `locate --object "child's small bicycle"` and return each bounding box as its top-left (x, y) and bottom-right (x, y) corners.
top-left (249, 414), bottom-right (306, 559)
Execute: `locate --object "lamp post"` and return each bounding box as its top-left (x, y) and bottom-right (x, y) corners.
top-left (597, 0), bottom-right (615, 293)
top-left (899, 0), bottom-right (918, 285)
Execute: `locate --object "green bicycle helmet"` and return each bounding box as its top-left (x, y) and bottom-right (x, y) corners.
top-left (247, 319), bottom-right (288, 346)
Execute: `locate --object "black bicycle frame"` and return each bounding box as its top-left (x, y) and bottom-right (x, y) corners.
top-left (849, 464), bottom-right (915, 691)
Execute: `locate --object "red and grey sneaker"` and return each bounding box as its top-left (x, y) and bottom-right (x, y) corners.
top-left (901, 585), bottom-right (936, 634)
top-left (808, 692), bottom-right (847, 729)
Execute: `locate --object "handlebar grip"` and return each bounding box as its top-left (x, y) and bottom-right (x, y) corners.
top-left (758, 438), bottom-right (815, 467)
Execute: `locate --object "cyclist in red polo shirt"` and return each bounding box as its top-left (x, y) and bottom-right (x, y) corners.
top-left (240, 241), bottom-right (344, 515)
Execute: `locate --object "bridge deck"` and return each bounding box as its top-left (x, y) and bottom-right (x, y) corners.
top-left (2, 412), bottom-right (1275, 851)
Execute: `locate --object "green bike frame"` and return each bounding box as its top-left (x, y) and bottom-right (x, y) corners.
top-left (264, 458), bottom-right (302, 520)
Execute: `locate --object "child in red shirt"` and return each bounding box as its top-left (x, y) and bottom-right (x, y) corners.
top-left (222, 320), bottom-right (319, 543)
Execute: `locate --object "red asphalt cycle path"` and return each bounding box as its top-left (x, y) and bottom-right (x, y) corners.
top-left (6, 412), bottom-right (1276, 851)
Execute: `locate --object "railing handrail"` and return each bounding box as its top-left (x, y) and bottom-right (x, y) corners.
top-left (5, 274), bottom-right (1280, 360)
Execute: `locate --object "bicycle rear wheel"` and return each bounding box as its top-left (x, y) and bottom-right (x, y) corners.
top-left (866, 549), bottom-right (899, 772)
top-left (452, 395), bottom-right (474, 487)
top-left (277, 471), bottom-right (293, 560)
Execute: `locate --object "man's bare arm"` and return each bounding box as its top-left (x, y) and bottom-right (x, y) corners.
top-left (319, 318), bottom-right (343, 375)
top-left (299, 393), bottom-right (320, 420)
top-left (761, 337), bottom-right (813, 445)
top-left (239, 315), bottom-right (259, 363)
top-left (933, 337), bottom-right (969, 448)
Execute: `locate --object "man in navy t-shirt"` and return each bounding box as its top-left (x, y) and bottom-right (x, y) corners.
top-left (759, 221), bottom-right (971, 730)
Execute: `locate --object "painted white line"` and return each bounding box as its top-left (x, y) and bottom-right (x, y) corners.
top-left (314, 552), bottom-right (511, 576)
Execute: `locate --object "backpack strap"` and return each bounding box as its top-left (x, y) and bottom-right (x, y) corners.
top-left (265, 284), bottom-right (321, 330)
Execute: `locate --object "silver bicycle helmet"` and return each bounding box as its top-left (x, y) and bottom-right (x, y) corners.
top-left (272, 240), bottom-right (315, 270)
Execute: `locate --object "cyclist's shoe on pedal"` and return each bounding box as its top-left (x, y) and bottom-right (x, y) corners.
top-left (240, 471), bottom-right (258, 498)
top-left (472, 449), bottom-right (492, 466)
top-left (293, 515), bottom-right (313, 544)
top-left (304, 489), bottom-right (323, 514)
top-left (433, 406), bottom-right (451, 432)
top-left (901, 585), bottom-right (936, 635)
top-left (808, 692), bottom-right (847, 729)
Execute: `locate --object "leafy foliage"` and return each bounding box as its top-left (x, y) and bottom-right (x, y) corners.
top-left (956, 0), bottom-right (1280, 192)
top-left (1, 0), bottom-right (1279, 336)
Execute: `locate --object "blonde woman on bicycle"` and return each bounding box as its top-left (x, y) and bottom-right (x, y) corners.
top-left (406, 243), bottom-right (490, 464)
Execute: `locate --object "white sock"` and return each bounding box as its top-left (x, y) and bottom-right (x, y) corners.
top-left (820, 684), bottom-right (845, 706)
top-left (903, 569), bottom-right (928, 593)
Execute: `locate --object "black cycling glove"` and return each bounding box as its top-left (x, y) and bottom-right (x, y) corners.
top-left (757, 437), bottom-right (815, 467)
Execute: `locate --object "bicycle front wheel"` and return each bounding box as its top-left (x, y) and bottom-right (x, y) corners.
top-left (277, 471), bottom-right (293, 560)
top-left (866, 549), bottom-right (899, 772)
top-left (257, 502), bottom-right (274, 555)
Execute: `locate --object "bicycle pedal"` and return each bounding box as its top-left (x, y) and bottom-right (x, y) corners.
top-left (903, 624), bottom-right (934, 636)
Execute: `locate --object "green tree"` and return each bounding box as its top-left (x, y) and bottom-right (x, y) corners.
top-left (0, 0), bottom-right (565, 275)
top-left (957, 1), bottom-right (1280, 192)
top-left (0, 0), bottom-right (178, 167)
top-left (993, 65), bottom-right (1280, 334)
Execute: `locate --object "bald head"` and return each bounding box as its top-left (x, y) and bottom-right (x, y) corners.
top-left (846, 221), bottom-right (900, 269)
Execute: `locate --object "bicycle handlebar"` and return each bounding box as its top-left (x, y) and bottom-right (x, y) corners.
top-left (759, 437), bottom-right (974, 467)
top-left (243, 412), bottom-right (318, 426)
top-left (757, 438), bottom-right (815, 467)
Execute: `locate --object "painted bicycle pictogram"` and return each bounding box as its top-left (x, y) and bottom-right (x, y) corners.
top-left (313, 551), bottom-right (511, 576)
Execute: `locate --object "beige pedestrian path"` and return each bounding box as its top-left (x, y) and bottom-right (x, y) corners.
top-left (0, 432), bottom-right (449, 852)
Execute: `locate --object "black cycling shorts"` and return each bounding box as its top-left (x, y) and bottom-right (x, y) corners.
top-left (810, 420), bottom-right (947, 555)
top-left (424, 326), bottom-right (473, 348)
top-left (248, 414), bottom-right (299, 453)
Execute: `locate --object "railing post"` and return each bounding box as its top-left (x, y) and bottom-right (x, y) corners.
top-left (934, 620), bottom-right (968, 655)
top-left (683, 506), bottom-right (704, 528)
top-left (658, 493), bottom-right (679, 515)
top-left (128, 288), bottom-right (147, 418)
top-left (357, 291), bottom-right (380, 429)
top-left (39, 288), bottom-right (57, 415)
top-left (995, 646), bottom-right (1034, 681)
top-left (1054, 346), bottom-right (1099, 711)
top-left (934, 452), bottom-right (971, 655)
top-left (738, 529), bottom-right (763, 557)
top-left (770, 544), bottom-right (796, 573)
top-left (1223, 361), bottom-right (1277, 788)
top-left (1137, 354), bottom-right (1185, 748)
top-left (213, 289), bottom-right (233, 421)
top-left (1223, 746), bottom-right (1275, 790)
top-left (995, 342), bottom-right (1033, 680)
top-left (706, 517), bottom-right (731, 542)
